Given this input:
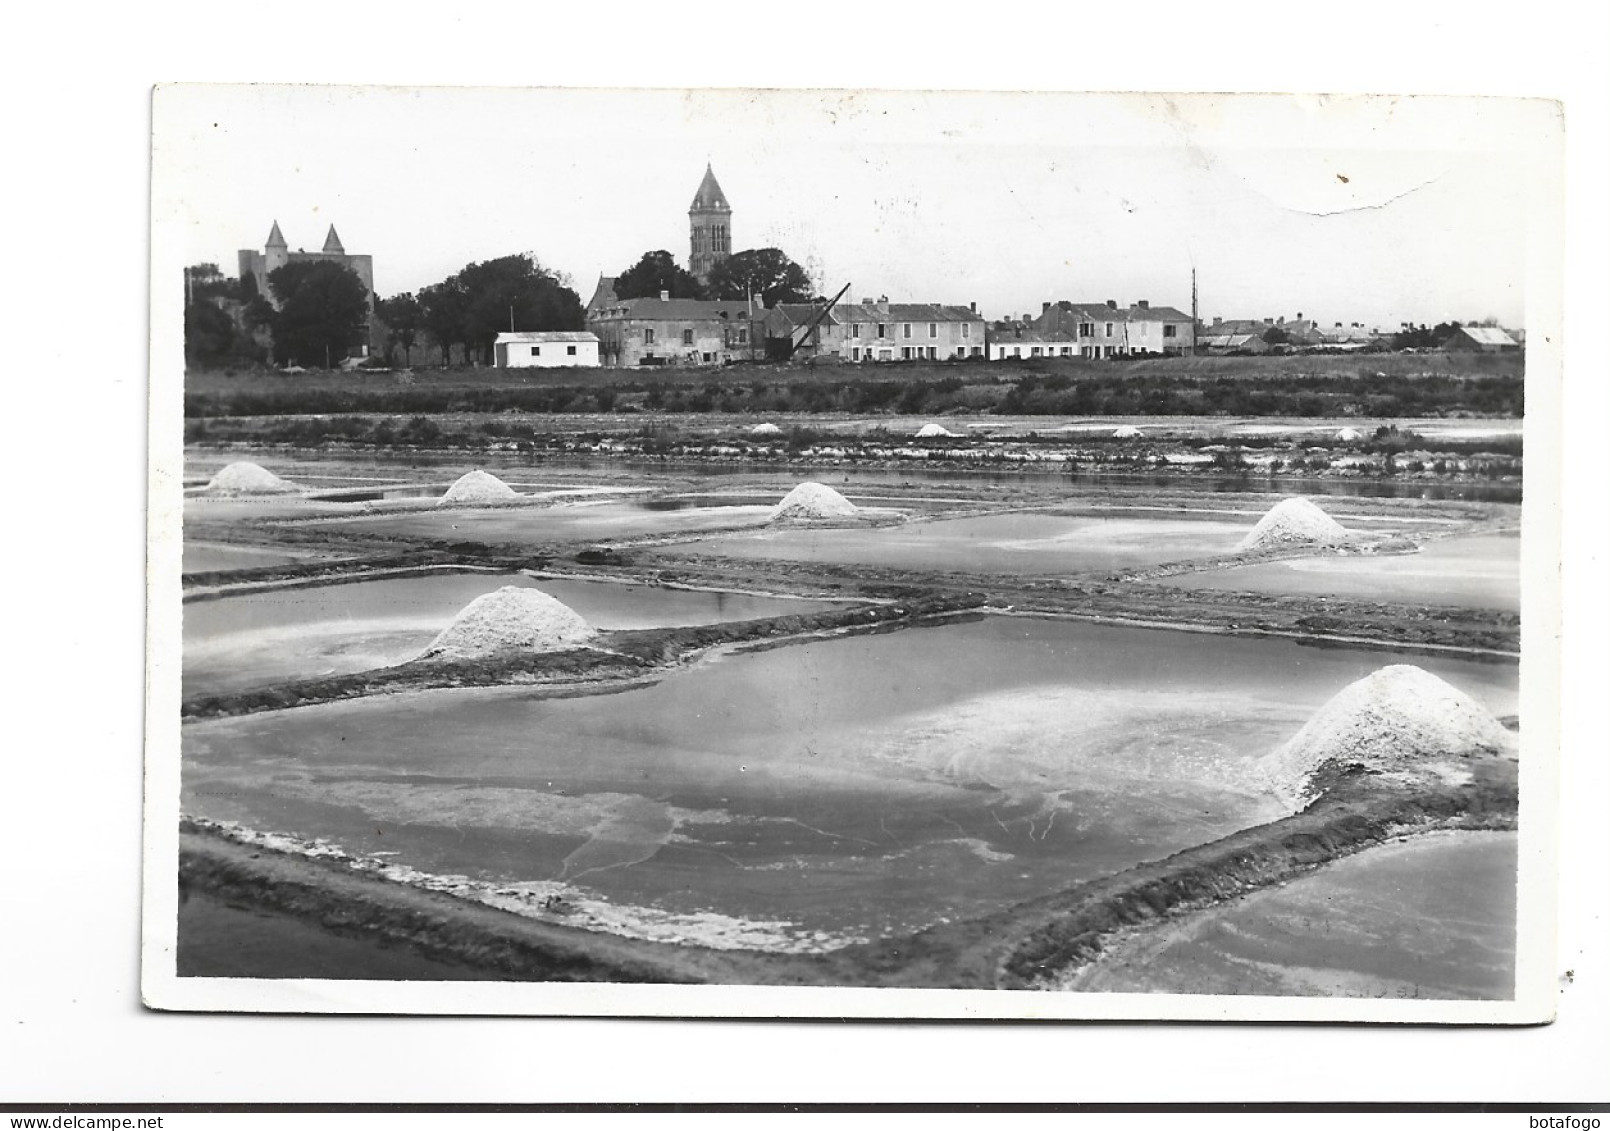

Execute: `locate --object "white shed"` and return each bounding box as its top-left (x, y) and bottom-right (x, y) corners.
top-left (494, 331), bottom-right (601, 368)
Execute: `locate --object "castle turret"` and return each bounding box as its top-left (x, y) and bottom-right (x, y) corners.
top-left (322, 224), bottom-right (345, 255)
top-left (688, 164), bottom-right (732, 287)
top-left (263, 219), bottom-right (289, 276)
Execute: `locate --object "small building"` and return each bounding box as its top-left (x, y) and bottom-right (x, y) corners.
top-left (493, 331), bottom-right (601, 368)
top-left (1200, 332), bottom-right (1270, 355)
top-left (1444, 326), bottom-right (1520, 353)
top-left (588, 293), bottom-right (758, 367)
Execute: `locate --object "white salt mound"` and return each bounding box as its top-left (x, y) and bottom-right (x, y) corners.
top-left (749, 423), bottom-right (783, 436)
top-left (1236, 496), bottom-right (1352, 552)
top-left (1336, 427), bottom-right (1363, 441)
top-left (1112, 425), bottom-right (1143, 438)
top-left (420, 586), bottom-right (595, 660)
top-left (1259, 665), bottom-right (1512, 807)
top-left (773, 481), bottom-right (859, 520)
top-left (438, 469), bottom-right (519, 506)
top-left (916, 422), bottom-right (956, 438)
top-left (205, 461), bottom-right (299, 495)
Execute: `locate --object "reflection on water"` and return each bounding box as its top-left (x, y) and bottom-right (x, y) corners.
top-left (183, 616), bottom-right (1517, 951)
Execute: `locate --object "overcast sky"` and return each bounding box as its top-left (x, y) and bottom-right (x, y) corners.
top-left (157, 86), bottom-right (1554, 330)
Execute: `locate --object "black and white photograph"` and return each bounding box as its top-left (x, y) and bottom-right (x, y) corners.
top-left (143, 83), bottom-right (1562, 1022)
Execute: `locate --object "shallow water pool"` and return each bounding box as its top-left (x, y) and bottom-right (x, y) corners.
top-left (679, 511), bottom-right (1255, 576)
top-left (1158, 533), bottom-right (1521, 612)
top-left (1066, 831), bottom-right (1517, 999)
top-left (302, 499), bottom-right (780, 545)
top-left (182, 616), bottom-right (1518, 953)
top-left (183, 572), bottom-right (838, 696)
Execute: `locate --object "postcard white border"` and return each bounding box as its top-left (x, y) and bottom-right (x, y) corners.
top-left (142, 84), bottom-right (1562, 1027)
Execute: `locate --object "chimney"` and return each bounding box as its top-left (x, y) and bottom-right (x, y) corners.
top-left (861, 297), bottom-right (874, 304)
top-left (1296, 312), bottom-right (1303, 320)
top-left (1042, 301), bottom-right (1051, 314)
top-left (1137, 299), bottom-right (1149, 310)
top-left (1213, 316), bottom-right (1222, 326)
top-left (1106, 299), bottom-right (1117, 310)
top-left (659, 289), bottom-right (670, 301)
top-left (969, 300), bottom-right (977, 313)
top-left (1278, 315), bottom-right (1285, 325)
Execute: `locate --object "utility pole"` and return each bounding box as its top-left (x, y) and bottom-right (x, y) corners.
top-left (509, 305), bottom-right (515, 332)
top-left (1191, 267), bottom-right (1199, 355)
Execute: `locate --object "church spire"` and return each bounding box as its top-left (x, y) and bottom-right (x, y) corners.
top-left (690, 163), bottom-right (729, 212)
top-left (322, 225), bottom-right (345, 255)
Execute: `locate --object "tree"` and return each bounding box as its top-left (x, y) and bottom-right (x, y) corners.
top-left (185, 262), bottom-right (243, 303)
top-left (1261, 326), bottom-right (1290, 346)
top-left (613, 250), bottom-right (707, 300)
top-left (184, 300), bottom-right (238, 364)
top-left (705, 247), bottom-right (812, 307)
top-left (267, 260), bottom-right (371, 367)
top-left (454, 253), bottom-right (584, 365)
top-left (418, 279), bottom-right (469, 365)
top-left (377, 292), bottom-right (423, 366)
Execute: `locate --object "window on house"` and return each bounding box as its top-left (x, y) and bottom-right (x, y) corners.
top-left (1012, 346), bottom-right (1021, 357)
top-left (566, 345), bottom-right (577, 356)
top-left (644, 328), bottom-right (655, 344)
top-left (530, 346), bottom-right (541, 356)
top-left (928, 323), bottom-right (937, 338)
top-left (737, 328), bottom-right (748, 344)
top-left (901, 347), bottom-right (911, 360)
top-left (1105, 322), bottom-right (1114, 336)
top-left (903, 324), bottom-right (912, 339)
top-left (852, 324), bottom-right (861, 338)
top-left (703, 352), bottom-right (713, 363)
top-left (1031, 346), bottom-right (1042, 357)
top-left (927, 346), bottom-right (936, 359)
top-left (683, 329), bottom-right (694, 345)
top-left (851, 347), bottom-right (861, 361)
top-left (877, 323), bottom-right (886, 338)
top-left (1079, 323), bottom-right (1094, 337)
top-left (962, 323), bottom-right (970, 338)
top-left (1164, 324), bottom-right (1178, 338)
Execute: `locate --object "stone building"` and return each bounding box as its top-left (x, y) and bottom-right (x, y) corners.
top-left (687, 164), bottom-right (732, 286)
top-left (588, 293), bottom-right (758, 367)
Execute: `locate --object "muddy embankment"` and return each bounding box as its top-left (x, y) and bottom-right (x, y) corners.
top-left (179, 591), bottom-right (987, 720)
top-left (177, 746), bottom-right (1518, 989)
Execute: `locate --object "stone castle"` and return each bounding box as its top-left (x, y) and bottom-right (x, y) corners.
top-left (238, 221), bottom-right (375, 312)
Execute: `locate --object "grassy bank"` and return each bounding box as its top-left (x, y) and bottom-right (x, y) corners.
top-left (186, 353), bottom-right (1524, 421)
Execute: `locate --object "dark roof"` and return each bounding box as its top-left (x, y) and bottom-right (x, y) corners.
top-left (586, 276), bottom-right (619, 311)
top-left (322, 225), bottom-right (345, 254)
top-left (265, 220), bottom-right (286, 248)
top-left (690, 164), bottom-right (730, 212)
top-left (835, 302), bottom-right (983, 323)
top-left (594, 296), bottom-right (754, 321)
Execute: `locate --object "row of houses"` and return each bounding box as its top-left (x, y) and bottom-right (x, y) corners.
top-left (495, 285), bottom-right (1199, 369)
top-left (494, 292), bottom-right (1516, 370)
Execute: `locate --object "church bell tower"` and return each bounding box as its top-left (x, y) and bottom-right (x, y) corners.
top-left (688, 164), bottom-right (732, 287)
